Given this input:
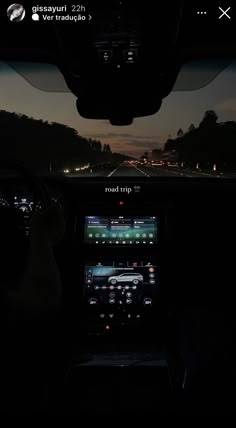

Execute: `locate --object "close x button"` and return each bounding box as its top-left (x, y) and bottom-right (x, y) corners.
top-left (218, 6), bottom-right (231, 20)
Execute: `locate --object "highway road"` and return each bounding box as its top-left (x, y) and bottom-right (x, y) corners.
top-left (107, 163), bottom-right (174, 177)
top-left (68, 163), bottom-right (217, 178)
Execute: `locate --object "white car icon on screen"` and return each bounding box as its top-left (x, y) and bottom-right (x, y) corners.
top-left (108, 272), bottom-right (143, 285)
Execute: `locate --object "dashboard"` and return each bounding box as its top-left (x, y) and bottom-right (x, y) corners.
top-left (0, 176), bottom-right (165, 341)
top-left (4, 175), bottom-right (236, 343)
top-left (5, 174), bottom-right (236, 415)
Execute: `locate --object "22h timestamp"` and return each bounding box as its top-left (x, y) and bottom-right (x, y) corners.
top-left (71, 5), bottom-right (86, 12)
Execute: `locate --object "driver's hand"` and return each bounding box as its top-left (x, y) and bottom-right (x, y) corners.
top-left (30, 204), bottom-right (65, 246)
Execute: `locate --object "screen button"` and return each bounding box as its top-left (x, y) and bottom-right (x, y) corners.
top-left (143, 298), bottom-right (152, 306)
top-left (88, 298), bottom-right (98, 305)
top-left (109, 292), bottom-right (116, 298)
top-left (218, 6), bottom-right (231, 20)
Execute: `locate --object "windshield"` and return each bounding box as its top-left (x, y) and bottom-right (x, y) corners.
top-left (1, 61), bottom-right (236, 178)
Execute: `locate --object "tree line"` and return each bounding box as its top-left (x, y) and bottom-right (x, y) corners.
top-left (0, 110), bottom-right (119, 172)
top-left (164, 110), bottom-right (236, 169)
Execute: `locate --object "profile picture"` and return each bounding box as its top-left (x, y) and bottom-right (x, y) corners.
top-left (7, 4), bottom-right (26, 22)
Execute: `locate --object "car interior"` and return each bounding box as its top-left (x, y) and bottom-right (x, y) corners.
top-left (2, 0), bottom-right (236, 416)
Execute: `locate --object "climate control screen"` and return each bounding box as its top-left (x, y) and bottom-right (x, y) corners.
top-left (84, 216), bottom-right (157, 245)
top-left (85, 261), bottom-right (157, 307)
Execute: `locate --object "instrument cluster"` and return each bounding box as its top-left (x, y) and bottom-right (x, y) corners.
top-left (0, 189), bottom-right (63, 236)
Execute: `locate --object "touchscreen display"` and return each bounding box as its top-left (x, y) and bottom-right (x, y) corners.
top-left (84, 261), bottom-right (157, 306)
top-left (84, 216), bottom-right (157, 245)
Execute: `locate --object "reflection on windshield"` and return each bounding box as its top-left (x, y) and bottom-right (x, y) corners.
top-left (1, 61), bottom-right (236, 178)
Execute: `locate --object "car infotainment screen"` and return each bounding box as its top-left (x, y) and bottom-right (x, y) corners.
top-left (85, 261), bottom-right (157, 306)
top-left (84, 216), bottom-right (157, 245)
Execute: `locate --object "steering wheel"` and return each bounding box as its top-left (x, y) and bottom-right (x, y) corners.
top-left (0, 161), bottom-right (52, 288)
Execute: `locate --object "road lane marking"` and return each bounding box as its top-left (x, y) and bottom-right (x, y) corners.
top-left (107, 165), bottom-right (122, 177)
top-left (132, 165), bottom-right (150, 177)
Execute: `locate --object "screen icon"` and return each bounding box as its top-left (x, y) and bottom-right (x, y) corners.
top-left (32, 13), bottom-right (39, 21)
top-left (197, 11), bottom-right (207, 16)
top-left (218, 6), bottom-right (231, 19)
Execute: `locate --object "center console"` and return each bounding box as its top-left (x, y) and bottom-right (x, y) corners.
top-left (77, 213), bottom-right (162, 333)
top-left (62, 186), bottom-right (171, 406)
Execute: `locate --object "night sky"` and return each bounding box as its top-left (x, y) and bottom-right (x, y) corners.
top-left (0, 61), bottom-right (236, 157)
